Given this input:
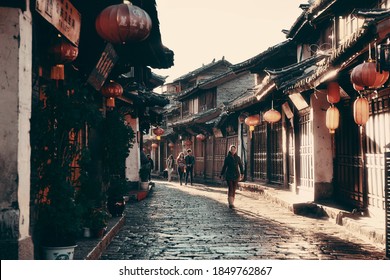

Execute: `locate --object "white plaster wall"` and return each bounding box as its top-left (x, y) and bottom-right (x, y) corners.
top-left (17, 8), bottom-right (32, 241)
top-left (311, 91), bottom-right (333, 183)
top-left (125, 116), bottom-right (140, 181)
top-left (0, 7), bottom-right (32, 242)
top-left (0, 8), bottom-right (19, 210)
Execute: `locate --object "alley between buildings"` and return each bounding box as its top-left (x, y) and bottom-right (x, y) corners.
top-left (101, 181), bottom-right (386, 260)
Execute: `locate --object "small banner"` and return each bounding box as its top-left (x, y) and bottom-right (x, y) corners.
top-left (87, 43), bottom-right (119, 91)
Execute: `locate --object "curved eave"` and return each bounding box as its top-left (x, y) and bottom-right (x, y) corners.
top-left (231, 40), bottom-right (295, 74)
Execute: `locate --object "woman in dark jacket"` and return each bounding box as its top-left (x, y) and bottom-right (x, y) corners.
top-left (220, 145), bottom-right (244, 208)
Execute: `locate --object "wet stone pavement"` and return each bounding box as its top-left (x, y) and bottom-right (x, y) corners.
top-left (100, 181), bottom-right (386, 260)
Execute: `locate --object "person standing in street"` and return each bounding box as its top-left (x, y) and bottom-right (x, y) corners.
top-left (166, 154), bottom-right (175, 182)
top-left (176, 152), bottom-right (186, 185)
top-left (220, 145), bottom-right (244, 208)
top-left (146, 154), bottom-right (154, 181)
top-left (184, 149), bottom-right (195, 185)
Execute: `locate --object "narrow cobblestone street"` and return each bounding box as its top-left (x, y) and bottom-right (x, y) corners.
top-left (101, 181), bottom-right (386, 260)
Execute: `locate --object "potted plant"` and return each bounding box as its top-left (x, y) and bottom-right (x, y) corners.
top-left (89, 208), bottom-right (110, 238)
top-left (35, 179), bottom-right (82, 260)
top-left (31, 81), bottom-right (101, 259)
top-left (106, 177), bottom-right (128, 217)
top-left (139, 164), bottom-right (150, 190)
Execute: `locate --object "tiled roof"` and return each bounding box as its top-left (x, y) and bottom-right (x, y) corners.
top-left (173, 58), bottom-right (231, 83)
top-left (231, 40), bottom-right (294, 73)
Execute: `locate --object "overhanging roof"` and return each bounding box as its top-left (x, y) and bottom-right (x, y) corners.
top-left (173, 58), bottom-right (231, 83)
top-left (73, 0), bottom-right (174, 80)
top-left (176, 70), bottom-right (245, 101)
top-left (231, 40), bottom-right (296, 74)
top-left (169, 108), bottom-right (221, 128)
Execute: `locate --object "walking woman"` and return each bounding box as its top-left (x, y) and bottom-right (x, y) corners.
top-left (166, 154), bottom-right (175, 182)
top-left (176, 152), bottom-right (186, 185)
top-left (220, 145), bottom-right (244, 208)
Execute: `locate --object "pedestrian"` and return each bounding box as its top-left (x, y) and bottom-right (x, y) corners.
top-left (176, 152), bottom-right (186, 185)
top-left (184, 149), bottom-right (195, 185)
top-left (166, 154), bottom-right (175, 182)
top-left (146, 154), bottom-right (154, 181)
top-left (220, 145), bottom-right (244, 208)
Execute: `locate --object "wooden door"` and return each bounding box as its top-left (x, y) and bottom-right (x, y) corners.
top-left (297, 109), bottom-right (314, 190)
top-left (253, 123), bottom-right (267, 181)
top-left (268, 122), bottom-right (283, 184)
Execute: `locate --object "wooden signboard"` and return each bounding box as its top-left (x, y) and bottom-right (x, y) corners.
top-left (36, 0), bottom-right (81, 46)
top-left (87, 43), bottom-right (119, 91)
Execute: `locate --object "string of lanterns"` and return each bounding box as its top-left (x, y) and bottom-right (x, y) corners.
top-left (325, 82), bottom-right (340, 134)
top-left (49, 37), bottom-right (78, 81)
top-left (349, 44), bottom-right (389, 126)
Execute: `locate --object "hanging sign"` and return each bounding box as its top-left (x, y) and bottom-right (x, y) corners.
top-left (36, 0), bottom-right (81, 46)
top-left (87, 43), bottom-right (119, 91)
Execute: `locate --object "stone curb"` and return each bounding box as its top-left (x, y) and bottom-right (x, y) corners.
top-left (74, 215), bottom-right (125, 260)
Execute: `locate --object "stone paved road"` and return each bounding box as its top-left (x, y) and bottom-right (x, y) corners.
top-left (101, 181), bottom-right (387, 260)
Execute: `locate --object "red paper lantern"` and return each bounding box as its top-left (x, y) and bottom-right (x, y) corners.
top-left (196, 134), bottom-right (206, 141)
top-left (153, 127), bottom-right (165, 140)
top-left (95, 3), bottom-right (152, 44)
top-left (49, 39), bottom-right (78, 64)
top-left (353, 83), bottom-right (364, 92)
top-left (244, 114), bottom-right (261, 131)
top-left (101, 81), bottom-right (123, 108)
top-left (371, 70), bottom-right (389, 88)
top-left (327, 82), bottom-right (340, 104)
top-left (353, 96), bottom-right (370, 126)
top-left (350, 60), bottom-right (389, 89)
top-left (325, 105), bottom-right (339, 134)
top-left (263, 109), bottom-right (281, 124)
top-left (151, 143), bottom-right (158, 149)
top-left (184, 140), bottom-right (192, 147)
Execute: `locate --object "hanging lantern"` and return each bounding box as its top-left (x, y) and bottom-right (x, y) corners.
top-left (371, 70), bottom-right (389, 89)
top-left (327, 82), bottom-right (340, 104)
top-left (353, 83), bottom-right (364, 92)
top-left (106, 98), bottom-right (116, 108)
top-left (151, 143), bottom-right (158, 149)
top-left (101, 81), bottom-right (123, 108)
top-left (325, 105), bottom-right (339, 134)
top-left (49, 39), bottom-right (78, 64)
top-left (350, 59), bottom-right (389, 89)
top-left (244, 114), bottom-right (260, 131)
top-left (183, 139), bottom-right (192, 147)
top-left (153, 127), bottom-right (165, 140)
top-left (95, 3), bottom-right (152, 44)
top-left (196, 134), bottom-right (206, 141)
top-left (263, 108), bottom-right (281, 124)
top-left (168, 142), bottom-right (174, 150)
top-left (350, 60), bottom-right (377, 88)
top-left (353, 96), bottom-right (370, 126)
top-left (48, 38), bottom-right (78, 81)
top-left (50, 64), bottom-right (65, 80)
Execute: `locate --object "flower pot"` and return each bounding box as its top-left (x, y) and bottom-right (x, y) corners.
top-left (42, 245), bottom-right (77, 260)
top-left (83, 227), bottom-right (91, 238)
top-left (139, 181), bottom-right (149, 191)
